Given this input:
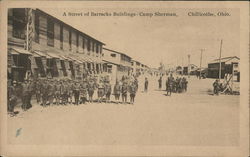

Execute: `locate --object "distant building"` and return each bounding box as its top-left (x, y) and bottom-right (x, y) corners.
top-left (183, 64), bottom-right (198, 75)
top-left (207, 56), bottom-right (240, 80)
top-left (102, 48), bottom-right (132, 84)
top-left (8, 8), bottom-right (105, 82)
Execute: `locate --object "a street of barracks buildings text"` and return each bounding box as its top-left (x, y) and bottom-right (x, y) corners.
top-left (8, 8), bottom-right (153, 82)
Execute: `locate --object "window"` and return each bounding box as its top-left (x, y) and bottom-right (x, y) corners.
top-left (47, 18), bottom-right (54, 47)
top-left (60, 24), bottom-right (63, 49)
top-left (12, 9), bottom-right (26, 39)
top-left (111, 53), bottom-right (116, 57)
top-left (76, 33), bottom-right (79, 49)
top-left (34, 11), bottom-right (39, 43)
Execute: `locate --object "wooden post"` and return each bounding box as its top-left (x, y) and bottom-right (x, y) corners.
top-left (219, 39), bottom-right (223, 82)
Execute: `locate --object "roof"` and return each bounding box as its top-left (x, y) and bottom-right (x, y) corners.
top-left (10, 47), bottom-right (32, 55)
top-left (209, 56), bottom-right (240, 64)
top-left (37, 9), bottom-right (105, 45)
top-left (103, 47), bottom-right (131, 59)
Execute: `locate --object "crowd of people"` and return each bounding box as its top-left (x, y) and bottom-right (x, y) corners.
top-left (157, 74), bottom-right (188, 96)
top-left (7, 75), bottom-right (139, 116)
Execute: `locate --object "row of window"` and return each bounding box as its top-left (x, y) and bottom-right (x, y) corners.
top-left (11, 9), bottom-right (102, 54)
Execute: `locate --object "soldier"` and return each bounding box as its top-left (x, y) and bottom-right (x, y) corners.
top-left (121, 81), bottom-right (128, 104)
top-left (54, 80), bottom-right (61, 105)
top-left (8, 80), bottom-right (18, 116)
top-left (144, 77), bottom-right (148, 92)
top-left (88, 79), bottom-right (95, 103)
top-left (166, 75), bottom-right (174, 96)
top-left (73, 81), bottom-right (80, 105)
top-left (97, 80), bottom-right (105, 103)
top-left (213, 79), bottom-right (220, 95)
top-left (35, 78), bottom-right (42, 104)
top-left (182, 77), bottom-right (188, 92)
top-left (158, 76), bottom-right (162, 90)
top-left (60, 80), bottom-right (66, 105)
top-left (67, 80), bottom-right (74, 104)
top-left (113, 80), bottom-right (121, 103)
top-left (80, 79), bottom-right (88, 104)
top-left (105, 80), bottom-right (112, 103)
top-left (129, 82), bottom-right (137, 104)
top-left (47, 79), bottom-right (55, 105)
top-left (41, 79), bottom-right (49, 107)
top-left (21, 79), bottom-right (30, 111)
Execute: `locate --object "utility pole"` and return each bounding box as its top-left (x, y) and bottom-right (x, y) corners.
top-left (188, 54), bottom-right (190, 78)
top-left (219, 39), bottom-right (223, 82)
top-left (199, 49), bottom-right (204, 79)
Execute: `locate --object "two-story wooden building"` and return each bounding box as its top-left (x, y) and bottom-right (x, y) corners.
top-left (102, 48), bottom-right (132, 85)
top-left (8, 8), bottom-right (105, 81)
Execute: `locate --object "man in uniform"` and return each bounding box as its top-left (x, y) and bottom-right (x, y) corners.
top-left (35, 78), bottom-right (42, 104)
top-left (113, 80), bottom-right (121, 103)
top-left (80, 79), bottom-right (88, 104)
top-left (8, 80), bottom-right (18, 116)
top-left (158, 76), bottom-right (162, 90)
top-left (129, 82), bottom-right (137, 104)
top-left (54, 79), bottom-right (61, 105)
top-left (88, 79), bottom-right (95, 103)
top-left (41, 79), bottom-right (49, 107)
top-left (144, 77), bottom-right (148, 92)
top-left (105, 80), bottom-right (112, 103)
top-left (213, 79), bottom-right (220, 95)
top-left (21, 79), bottom-right (30, 111)
top-left (97, 80), bottom-right (105, 103)
top-left (121, 81), bottom-right (128, 104)
top-left (73, 81), bottom-right (80, 105)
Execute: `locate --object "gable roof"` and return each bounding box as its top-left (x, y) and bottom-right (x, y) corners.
top-left (209, 56), bottom-right (240, 64)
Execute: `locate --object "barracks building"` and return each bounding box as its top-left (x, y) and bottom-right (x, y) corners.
top-left (8, 8), bottom-right (105, 82)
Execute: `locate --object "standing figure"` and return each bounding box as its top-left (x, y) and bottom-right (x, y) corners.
top-left (105, 81), bottom-right (112, 103)
top-left (60, 81), bottom-right (66, 105)
top-left (80, 80), bottom-right (88, 104)
top-left (68, 80), bottom-right (74, 104)
top-left (73, 82), bottom-right (80, 105)
top-left (213, 79), bottom-right (220, 95)
top-left (166, 76), bottom-right (173, 96)
top-left (144, 77), bottom-right (148, 92)
top-left (41, 79), bottom-right (49, 107)
top-left (21, 79), bottom-right (30, 111)
top-left (129, 82), bottom-right (137, 104)
top-left (88, 79), bottom-right (95, 103)
top-left (97, 80), bottom-right (105, 103)
top-left (121, 82), bottom-right (128, 104)
top-left (54, 80), bottom-right (61, 105)
top-left (8, 80), bottom-right (18, 115)
top-left (47, 80), bottom-right (55, 105)
top-left (158, 76), bottom-right (162, 90)
top-left (113, 80), bottom-right (121, 103)
top-left (35, 79), bottom-right (42, 104)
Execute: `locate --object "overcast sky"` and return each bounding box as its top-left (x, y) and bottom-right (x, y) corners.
top-left (42, 7), bottom-right (239, 68)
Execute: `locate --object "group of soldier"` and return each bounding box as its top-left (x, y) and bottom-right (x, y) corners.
top-left (163, 74), bottom-right (188, 96)
top-left (7, 75), bottom-right (139, 116)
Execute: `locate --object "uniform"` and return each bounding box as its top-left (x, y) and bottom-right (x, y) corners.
top-left (121, 83), bottom-right (128, 103)
top-left (54, 81), bottom-right (61, 105)
top-left (97, 82), bottom-right (105, 103)
top-left (8, 82), bottom-right (18, 113)
top-left (73, 82), bottom-right (80, 105)
top-left (88, 81), bottom-right (95, 103)
top-left (144, 78), bottom-right (148, 92)
top-left (213, 80), bottom-right (219, 95)
top-left (129, 83), bottom-right (137, 104)
top-left (41, 80), bottom-right (49, 107)
top-left (80, 81), bottom-right (88, 104)
top-left (105, 82), bottom-right (112, 103)
top-left (113, 82), bottom-right (121, 102)
top-left (21, 80), bottom-right (32, 110)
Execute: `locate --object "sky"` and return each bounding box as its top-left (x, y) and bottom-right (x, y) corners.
top-left (42, 7), bottom-right (240, 68)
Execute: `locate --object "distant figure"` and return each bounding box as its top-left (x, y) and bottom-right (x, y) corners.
top-left (129, 82), bottom-right (137, 104)
top-left (158, 76), bottom-right (162, 90)
top-left (213, 79), bottom-right (220, 95)
top-left (144, 77), bottom-right (148, 92)
top-left (121, 82), bottom-right (128, 104)
top-left (113, 81), bottom-right (121, 103)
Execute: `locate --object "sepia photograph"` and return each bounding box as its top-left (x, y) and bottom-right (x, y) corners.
top-left (0, 1), bottom-right (249, 156)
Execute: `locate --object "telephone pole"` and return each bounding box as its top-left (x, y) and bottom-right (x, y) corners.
top-left (219, 39), bottom-right (223, 82)
top-left (188, 54), bottom-right (190, 78)
top-left (199, 49), bottom-right (205, 79)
